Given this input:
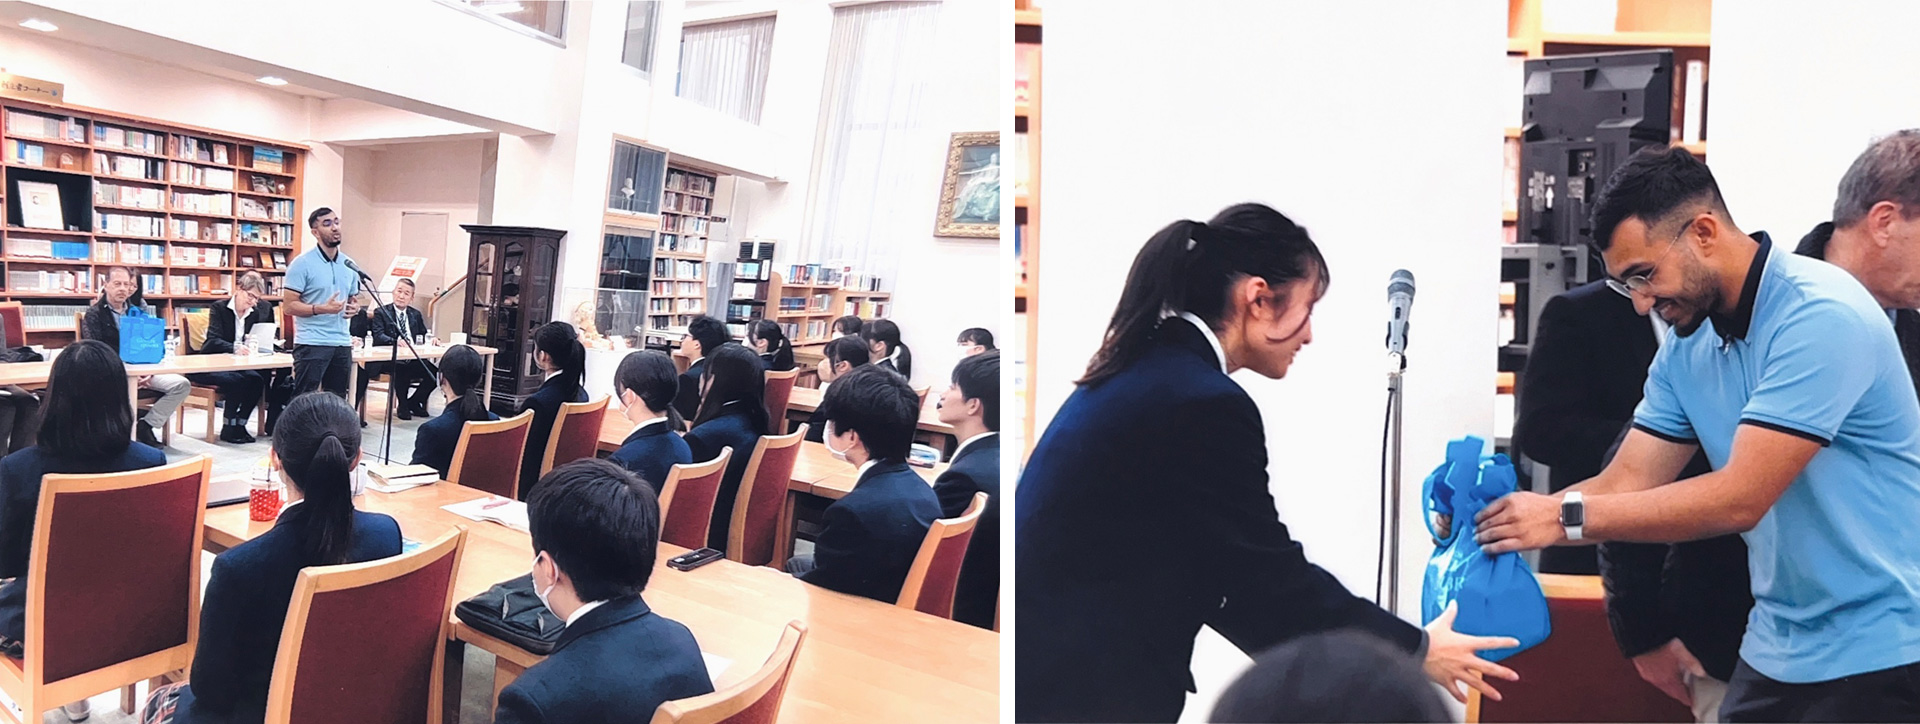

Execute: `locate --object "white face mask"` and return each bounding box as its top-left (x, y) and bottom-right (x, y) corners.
top-left (824, 422), bottom-right (852, 462)
top-left (620, 390), bottom-right (642, 423)
top-left (533, 553), bottom-right (559, 618)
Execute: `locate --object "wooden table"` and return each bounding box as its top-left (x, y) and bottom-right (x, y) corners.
top-left (201, 482), bottom-right (996, 724)
top-left (348, 344), bottom-right (499, 404)
top-left (785, 386), bottom-right (958, 455)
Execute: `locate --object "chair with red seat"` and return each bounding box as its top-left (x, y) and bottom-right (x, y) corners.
top-left (651, 621), bottom-right (807, 724)
top-left (896, 492), bottom-right (987, 619)
top-left (449, 410), bottom-right (535, 499)
top-left (658, 449), bottom-right (733, 550)
top-left (539, 397), bottom-right (610, 478)
top-left (726, 425), bottom-right (807, 567)
top-left (762, 369), bottom-right (798, 435)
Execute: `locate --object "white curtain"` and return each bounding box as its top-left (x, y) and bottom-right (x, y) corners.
top-left (796, 1), bottom-right (942, 283)
top-left (677, 16), bottom-right (777, 124)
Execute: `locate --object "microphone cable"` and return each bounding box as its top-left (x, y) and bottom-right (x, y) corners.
top-left (1374, 381), bottom-right (1397, 606)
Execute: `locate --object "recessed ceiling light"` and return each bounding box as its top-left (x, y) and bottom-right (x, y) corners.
top-left (257, 76), bottom-right (289, 86)
top-left (19, 19), bottom-right (58, 32)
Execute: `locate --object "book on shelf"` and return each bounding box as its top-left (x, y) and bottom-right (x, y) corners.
top-left (725, 302), bottom-right (757, 320)
top-left (97, 182), bottom-right (166, 210)
top-left (6, 236), bottom-right (87, 260)
top-left (664, 169), bottom-right (716, 196)
top-left (656, 233), bottom-right (705, 255)
top-left (117, 242), bottom-right (166, 265)
top-left (96, 211), bottom-right (165, 238)
top-left (18, 303), bottom-right (92, 330)
top-left (173, 190), bottom-right (235, 215)
top-left (6, 140), bottom-right (83, 170)
top-left (8, 269), bottom-right (92, 294)
top-left (782, 264), bottom-right (844, 287)
top-left (246, 174), bottom-right (290, 195)
top-left (841, 273), bottom-right (884, 292)
top-left (139, 273), bottom-right (164, 295)
top-left (845, 299), bottom-right (891, 319)
top-left (92, 241), bottom-right (114, 262)
top-left (94, 152), bottom-right (166, 181)
top-left (5, 110), bottom-right (85, 144)
top-left (238, 222), bottom-right (293, 246)
top-left (252, 147), bottom-right (285, 173)
top-left (93, 124), bottom-right (164, 154)
top-left (731, 281), bottom-right (763, 300)
top-left (16, 181), bottom-right (65, 230)
top-left (237, 196), bottom-right (293, 221)
top-left (810, 293), bottom-right (832, 312)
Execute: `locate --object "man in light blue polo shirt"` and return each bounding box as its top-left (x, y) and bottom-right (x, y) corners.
top-left (280, 207), bottom-right (364, 399)
top-left (1478, 147), bottom-right (1920, 721)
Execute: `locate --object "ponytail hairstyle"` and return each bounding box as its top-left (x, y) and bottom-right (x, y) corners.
top-left (534, 321), bottom-right (586, 399)
top-left (691, 343), bottom-right (769, 434)
top-left (615, 350), bottom-right (684, 431)
top-left (748, 319), bottom-right (795, 371)
top-left (862, 319), bottom-right (911, 377)
top-left (438, 344), bottom-right (491, 422)
top-left (272, 392), bottom-right (363, 566)
top-left (1080, 203), bottom-right (1330, 387)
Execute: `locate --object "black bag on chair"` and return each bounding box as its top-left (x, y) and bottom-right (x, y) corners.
top-left (453, 574), bottom-right (565, 654)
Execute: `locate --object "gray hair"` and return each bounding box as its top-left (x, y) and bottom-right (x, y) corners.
top-left (236, 270), bottom-right (267, 293)
top-left (1834, 129), bottom-right (1920, 228)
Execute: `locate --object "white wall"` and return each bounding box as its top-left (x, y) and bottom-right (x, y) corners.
top-left (339, 141), bottom-right (486, 334)
top-left (1037, 1), bottom-right (1506, 717)
top-left (1706, 3), bottom-right (1920, 239)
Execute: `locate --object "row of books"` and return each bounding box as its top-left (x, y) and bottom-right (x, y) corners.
top-left (664, 170), bottom-right (715, 196)
top-left (171, 245), bottom-right (230, 268)
top-left (8, 140), bottom-right (84, 170)
top-left (648, 314), bottom-right (703, 334)
top-left (171, 219), bottom-right (233, 242)
top-left (841, 273), bottom-right (884, 292)
top-left (734, 260), bottom-right (770, 282)
top-left (110, 242), bottom-right (168, 265)
top-left (784, 264), bottom-right (843, 287)
top-left (93, 124), bottom-right (164, 155)
top-left (95, 182), bottom-right (166, 210)
top-left (778, 319), bottom-right (828, 342)
top-left (96, 152), bottom-right (166, 181)
top-left (176, 136), bottom-right (231, 165)
top-left (731, 281), bottom-right (764, 300)
top-left (844, 299), bottom-right (890, 318)
top-left (237, 196), bottom-right (293, 221)
top-left (253, 148), bottom-right (286, 173)
top-left (776, 294), bottom-right (833, 313)
top-left (236, 249), bottom-right (290, 270)
top-left (661, 192), bottom-right (712, 216)
top-left (173, 190), bottom-right (234, 215)
top-left (170, 163), bottom-right (235, 189)
top-left (661, 215), bottom-right (709, 235)
top-left (238, 222), bottom-right (293, 246)
top-left (18, 303), bottom-right (91, 330)
top-left (8, 270), bottom-right (92, 294)
top-left (7, 237), bottom-right (91, 261)
top-left (725, 302), bottom-right (757, 321)
top-left (652, 258), bottom-right (703, 281)
top-left (650, 280), bottom-right (703, 297)
top-left (96, 212), bottom-right (165, 238)
top-left (167, 272), bottom-right (233, 295)
top-left (646, 298), bottom-right (706, 314)
top-left (5, 110), bottom-right (85, 144)
top-left (655, 233), bottom-right (704, 255)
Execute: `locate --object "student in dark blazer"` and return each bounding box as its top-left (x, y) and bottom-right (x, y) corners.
top-left (787, 365), bottom-right (940, 603)
top-left (862, 318), bottom-right (912, 380)
top-left (934, 351), bottom-right (999, 630)
top-left (748, 319), bottom-right (796, 372)
top-left (496, 459), bottom-right (713, 723)
top-left (833, 315), bottom-right (863, 339)
top-left (516, 322), bottom-right (590, 501)
top-left (363, 278), bottom-right (436, 420)
top-left (804, 337), bottom-right (870, 444)
top-left (189, 271), bottom-right (275, 443)
top-left (410, 345), bottom-right (498, 479)
top-left (0, 341), bottom-right (167, 723)
top-left (1015, 204), bottom-right (1516, 722)
top-left (142, 392), bottom-right (403, 724)
top-left (672, 316), bottom-right (730, 421)
top-left (956, 327), bottom-right (996, 357)
top-left (607, 351), bottom-right (692, 492)
top-left (683, 343), bottom-right (768, 552)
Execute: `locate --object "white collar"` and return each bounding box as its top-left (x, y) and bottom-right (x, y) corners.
top-left (565, 599), bottom-right (607, 627)
top-left (635, 416), bottom-right (669, 431)
top-left (885, 347), bottom-right (902, 364)
top-left (855, 459), bottom-right (879, 480)
top-left (1175, 312), bottom-right (1229, 373)
top-left (951, 431), bottom-right (998, 461)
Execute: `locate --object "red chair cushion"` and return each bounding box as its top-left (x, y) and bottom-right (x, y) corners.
top-left (550, 406), bottom-right (605, 473)
top-left (1476, 596), bottom-right (1692, 723)
top-left (41, 472), bottom-right (200, 682)
top-left (284, 551), bottom-right (458, 724)
top-left (663, 468), bottom-right (724, 550)
top-left (460, 424), bottom-right (531, 498)
top-left (735, 443), bottom-right (800, 567)
top-left (910, 527), bottom-right (974, 618)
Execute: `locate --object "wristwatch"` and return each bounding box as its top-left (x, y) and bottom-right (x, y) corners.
top-left (1560, 491), bottom-right (1585, 541)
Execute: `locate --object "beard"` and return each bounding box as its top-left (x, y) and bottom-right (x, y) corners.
top-left (1660, 262), bottom-right (1724, 337)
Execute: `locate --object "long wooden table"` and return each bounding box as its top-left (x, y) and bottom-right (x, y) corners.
top-left (201, 482), bottom-right (996, 723)
top-left (346, 344), bottom-right (499, 403)
top-left (785, 386), bottom-right (957, 443)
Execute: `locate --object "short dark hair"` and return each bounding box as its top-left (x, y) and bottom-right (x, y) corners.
top-left (528, 458), bottom-right (662, 601)
top-left (614, 350), bottom-right (683, 431)
top-left (308, 206), bottom-right (334, 228)
top-left (952, 350), bottom-right (999, 432)
top-left (862, 318), bottom-right (902, 352)
top-left (820, 364), bottom-right (917, 463)
top-left (834, 316), bottom-right (864, 336)
top-left (395, 277), bottom-right (416, 289)
top-left (956, 327), bottom-right (995, 350)
top-left (686, 316), bottom-right (730, 358)
top-left (1589, 146), bottom-right (1732, 252)
top-left (822, 336), bottom-right (870, 368)
top-left (37, 339), bottom-right (133, 459)
top-left (1210, 630), bottom-right (1449, 723)
top-left (1833, 129), bottom-right (1920, 229)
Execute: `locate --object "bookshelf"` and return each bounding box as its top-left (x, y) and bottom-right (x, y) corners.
top-left (646, 165), bottom-right (717, 339)
top-left (725, 238), bottom-right (778, 339)
top-left (1015, 5), bottom-right (1042, 456)
top-left (1, 97), bottom-right (303, 342)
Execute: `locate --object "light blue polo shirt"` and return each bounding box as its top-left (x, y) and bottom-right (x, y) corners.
top-left (282, 246), bottom-right (359, 347)
top-left (1633, 233), bottom-right (1920, 683)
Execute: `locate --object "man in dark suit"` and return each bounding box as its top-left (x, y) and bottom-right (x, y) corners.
top-left (672, 316), bottom-right (730, 421)
top-left (787, 365), bottom-right (942, 604)
top-left (934, 350), bottom-right (999, 629)
top-left (188, 271), bottom-right (276, 443)
top-left (359, 278), bottom-right (436, 420)
top-left (498, 459), bottom-right (714, 723)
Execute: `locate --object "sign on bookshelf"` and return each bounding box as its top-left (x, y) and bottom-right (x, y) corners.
top-left (0, 74), bottom-right (63, 104)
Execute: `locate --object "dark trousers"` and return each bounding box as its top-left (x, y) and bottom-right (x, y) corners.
top-left (1723, 657), bottom-right (1920, 722)
top-left (187, 371), bottom-right (265, 422)
top-left (358, 360), bottom-right (434, 412)
top-left (291, 344), bottom-right (352, 400)
top-left (0, 387), bottom-right (42, 456)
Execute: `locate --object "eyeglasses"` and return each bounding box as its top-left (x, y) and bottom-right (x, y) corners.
top-left (1605, 227), bottom-right (1687, 298)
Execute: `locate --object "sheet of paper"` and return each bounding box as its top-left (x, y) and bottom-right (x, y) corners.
top-left (702, 651), bottom-right (732, 680)
top-left (368, 478), bottom-right (438, 495)
top-left (442, 497), bottom-right (530, 532)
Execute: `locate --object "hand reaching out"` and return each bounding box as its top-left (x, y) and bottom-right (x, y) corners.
top-left (1422, 602), bottom-right (1521, 704)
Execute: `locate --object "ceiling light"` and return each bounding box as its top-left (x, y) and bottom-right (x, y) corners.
top-left (257, 76), bottom-right (289, 86)
top-left (480, 2), bottom-right (524, 15)
top-left (18, 19), bottom-right (58, 32)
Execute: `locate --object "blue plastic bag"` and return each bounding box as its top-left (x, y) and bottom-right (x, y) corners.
top-left (1420, 436), bottom-right (1550, 662)
top-left (116, 311), bottom-right (165, 364)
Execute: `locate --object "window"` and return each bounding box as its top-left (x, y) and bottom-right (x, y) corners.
top-left (676, 16), bottom-right (776, 124)
top-left (608, 140), bottom-right (668, 215)
top-left (598, 228), bottom-right (654, 338)
top-left (444, 0), bottom-right (567, 43)
top-left (622, 1), bottom-right (661, 75)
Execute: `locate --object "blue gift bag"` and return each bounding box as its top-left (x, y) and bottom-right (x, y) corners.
top-left (1420, 435), bottom-right (1551, 662)
top-left (116, 311), bottom-right (166, 364)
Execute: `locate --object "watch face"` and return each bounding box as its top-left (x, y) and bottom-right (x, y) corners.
top-left (1561, 499), bottom-right (1585, 527)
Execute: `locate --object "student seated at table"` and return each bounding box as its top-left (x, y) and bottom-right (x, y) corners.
top-left (748, 319), bottom-right (796, 372)
top-left (672, 316), bottom-right (730, 421)
top-left (190, 270), bottom-right (275, 444)
top-left (410, 344), bottom-right (498, 479)
top-left (805, 336), bottom-right (870, 444)
top-left (142, 391), bottom-right (403, 724)
top-left (833, 315), bottom-right (863, 340)
top-left (516, 322), bottom-right (589, 501)
top-left (956, 327), bottom-right (996, 357)
top-left (863, 319), bottom-right (912, 380)
top-left (0, 340), bottom-right (166, 721)
top-left (935, 350), bottom-right (999, 629)
top-left (496, 458), bottom-right (714, 724)
top-left (683, 343), bottom-right (768, 552)
top-left (607, 351), bottom-right (692, 492)
top-left (787, 365), bottom-right (940, 604)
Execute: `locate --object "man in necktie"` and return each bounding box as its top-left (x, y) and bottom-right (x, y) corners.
top-left (359, 278), bottom-right (438, 420)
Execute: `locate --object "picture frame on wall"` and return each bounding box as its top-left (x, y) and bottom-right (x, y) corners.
top-left (934, 131), bottom-right (1000, 238)
top-left (16, 180), bottom-right (65, 230)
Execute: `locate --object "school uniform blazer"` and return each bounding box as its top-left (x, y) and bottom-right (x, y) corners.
top-left (410, 407), bottom-right (500, 480)
top-left (873, 348), bottom-right (913, 380)
top-left (493, 595), bottom-right (714, 724)
top-left (169, 505), bottom-right (403, 724)
top-left (671, 358), bottom-right (707, 421)
top-left (608, 421), bottom-right (693, 493)
top-left (934, 434), bottom-right (1000, 630)
top-left (682, 404), bottom-right (764, 551)
top-left (799, 460), bottom-right (942, 604)
top-left (0, 443), bottom-right (168, 648)
top-left (1014, 316), bottom-right (1424, 723)
top-left (198, 299), bottom-right (277, 355)
top-left (517, 375), bottom-right (589, 500)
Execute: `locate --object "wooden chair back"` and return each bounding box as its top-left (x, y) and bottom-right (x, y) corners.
top-left (659, 448), bottom-right (732, 550)
top-left (449, 410), bottom-right (534, 499)
top-left (727, 425), bottom-right (806, 567)
top-left (539, 396), bottom-right (610, 478)
top-left (650, 621), bottom-right (808, 724)
top-left (0, 302), bottom-right (23, 348)
top-left (896, 492), bottom-right (987, 619)
top-left (1467, 574), bottom-right (1691, 723)
top-left (762, 368), bottom-right (798, 434)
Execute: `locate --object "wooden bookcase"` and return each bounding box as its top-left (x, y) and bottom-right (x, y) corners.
top-left (647, 165), bottom-right (716, 338)
top-left (1015, 6), bottom-right (1042, 455)
top-left (0, 97), bottom-right (304, 344)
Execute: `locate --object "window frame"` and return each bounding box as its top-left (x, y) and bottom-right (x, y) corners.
top-left (434, 0), bottom-right (568, 46)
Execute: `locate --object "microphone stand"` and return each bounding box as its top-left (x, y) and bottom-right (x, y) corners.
top-left (1384, 351), bottom-right (1407, 616)
top-left (356, 274), bottom-right (437, 465)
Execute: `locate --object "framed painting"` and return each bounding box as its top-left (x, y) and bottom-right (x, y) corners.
top-left (934, 131), bottom-right (1000, 238)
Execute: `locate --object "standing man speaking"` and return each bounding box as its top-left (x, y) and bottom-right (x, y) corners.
top-left (282, 207), bottom-right (364, 398)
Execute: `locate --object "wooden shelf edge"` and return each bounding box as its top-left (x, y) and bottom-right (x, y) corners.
top-left (1015, 9), bottom-right (1042, 26)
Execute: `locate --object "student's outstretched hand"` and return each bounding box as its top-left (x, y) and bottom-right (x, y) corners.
top-left (1422, 602), bottom-right (1520, 704)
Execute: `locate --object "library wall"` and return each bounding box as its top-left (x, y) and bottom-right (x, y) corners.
top-left (1038, 2), bottom-right (1506, 716)
top-left (1704, 3), bottom-right (1920, 241)
top-left (340, 140), bottom-right (486, 335)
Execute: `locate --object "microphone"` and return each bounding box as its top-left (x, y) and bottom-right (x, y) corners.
top-left (1386, 269), bottom-right (1415, 357)
top-left (342, 258), bottom-right (373, 283)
